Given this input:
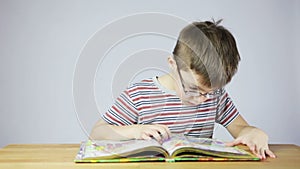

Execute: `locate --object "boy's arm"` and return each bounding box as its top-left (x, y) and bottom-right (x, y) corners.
top-left (90, 118), bottom-right (171, 143)
top-left (226, 114), bottom-right (276, 159)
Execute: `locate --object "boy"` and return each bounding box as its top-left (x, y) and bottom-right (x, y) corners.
top-left (90, 20), bottom-right (276, 159)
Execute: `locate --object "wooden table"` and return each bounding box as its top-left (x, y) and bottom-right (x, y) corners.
top-left (0, 144), bottom-right (299, 169)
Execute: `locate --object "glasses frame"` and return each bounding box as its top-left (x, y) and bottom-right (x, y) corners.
top-left (176, 66), bottom-right (223, 99)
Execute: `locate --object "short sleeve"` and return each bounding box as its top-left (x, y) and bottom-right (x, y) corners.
top-left (102, 90), bottom-right (139, 126)
top-left (215, 89), bottom-right (240, 127)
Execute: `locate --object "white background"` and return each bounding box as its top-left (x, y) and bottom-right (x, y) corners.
top-left (0, 0), bottom-right (299, 147)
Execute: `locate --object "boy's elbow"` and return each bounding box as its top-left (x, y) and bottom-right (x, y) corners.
top-left (89, 119), bottom-right (110, 140)
top-left (89, 126), bottom-right (101, 140)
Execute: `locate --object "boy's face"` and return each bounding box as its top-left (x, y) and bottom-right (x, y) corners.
top-left (176, 68), bottom-right (222, 106)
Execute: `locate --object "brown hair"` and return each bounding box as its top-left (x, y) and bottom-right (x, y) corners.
top-left (173, 20), bottom-right (240, 88)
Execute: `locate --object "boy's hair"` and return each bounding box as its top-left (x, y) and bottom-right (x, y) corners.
top-left (172, 20), bottom-right (240, 88)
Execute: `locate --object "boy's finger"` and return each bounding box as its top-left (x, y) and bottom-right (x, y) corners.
top-left (154, 125), bottom-right (170, 141)
top-left (158, 130), bottom-right (168, 141)
top-left (259, 148), bottom-right (266, 159)
top-left (161, 126), bottom-right (171, 140)
top-left (149, 129), bottom-right (163, 142)
top-left (253, 152), bottom-right (262, 159)
top-left (266, 149), bottom-right (276, 158)
top-left (141, 133), bottom-right (152, 140)
top-left (225, 139), bottom-right (242, 146)
top-left (247, 143), bottom-right (256, 154)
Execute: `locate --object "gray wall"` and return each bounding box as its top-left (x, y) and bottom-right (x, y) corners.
top-left (0, 0), bottom-right (299, 147)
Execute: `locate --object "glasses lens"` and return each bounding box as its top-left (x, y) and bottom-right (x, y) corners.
top-left (185, 89), bottom-right (223, 98)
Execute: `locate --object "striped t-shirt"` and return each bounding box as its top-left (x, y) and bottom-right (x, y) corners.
top-left (102, 77), bottom-right (239, 138)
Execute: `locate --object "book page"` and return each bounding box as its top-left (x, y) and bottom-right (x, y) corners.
top-left (162, 134), bottom-right (247, 156)
top-left (81, 139), bottom-right (164, 159)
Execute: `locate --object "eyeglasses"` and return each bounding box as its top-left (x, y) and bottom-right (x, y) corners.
top-left (176, 67), bottom-right (223, 99)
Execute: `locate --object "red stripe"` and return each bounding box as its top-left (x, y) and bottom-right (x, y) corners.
top-left (132, 94), bottom-right (171, 102)
top-left (128, 86), bottom-right (157, 93)
top-left (142, 79), bottom-right (153, 82)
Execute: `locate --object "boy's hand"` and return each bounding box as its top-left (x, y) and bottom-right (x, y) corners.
top-left (133, 124), bottom-right (171, 143)
top-left (226, 127), bottom-right (276, 159)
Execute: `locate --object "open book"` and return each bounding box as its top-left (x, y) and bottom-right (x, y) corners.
top-left (74, 134), bottom-right (260, 162)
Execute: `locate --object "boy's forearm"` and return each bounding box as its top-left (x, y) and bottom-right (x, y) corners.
top-left (90, 122), bottom-right (171, 142)
top-left (90, 124), bottom-right (136, 140)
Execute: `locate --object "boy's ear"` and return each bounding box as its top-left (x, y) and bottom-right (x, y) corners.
top-left (168, 56), bottom-right (177, 70)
